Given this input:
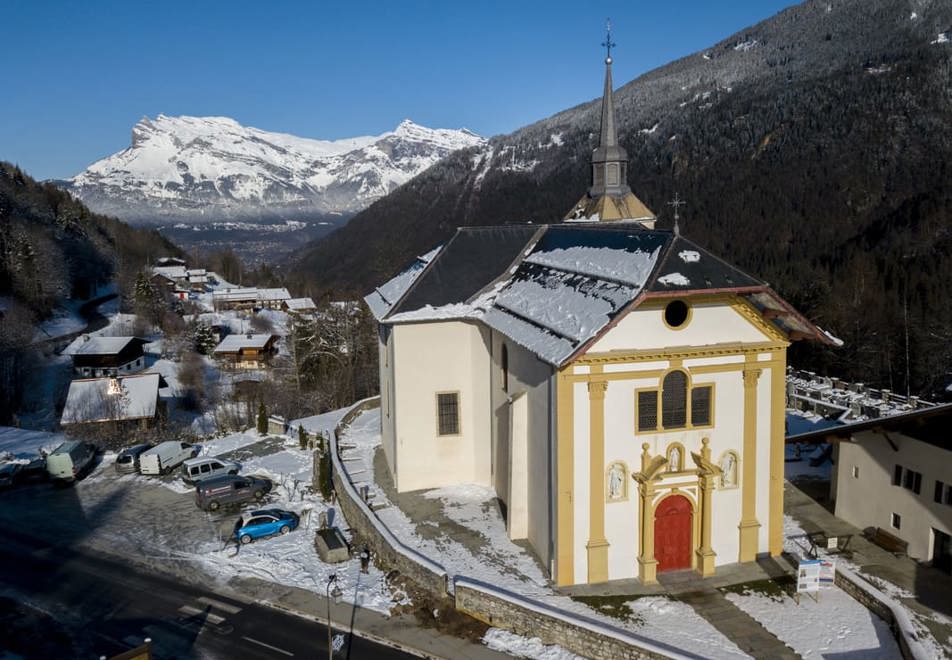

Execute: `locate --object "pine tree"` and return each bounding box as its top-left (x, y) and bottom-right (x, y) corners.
top-left (186, 321), bottom-right (217, 355)
top-left (256, 402), bottom-right (268, 435)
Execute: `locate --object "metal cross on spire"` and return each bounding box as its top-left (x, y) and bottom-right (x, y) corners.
top-left (667, 193), bottom-right (687, 234)
top-left (602, 19), bottom-right (616, 64)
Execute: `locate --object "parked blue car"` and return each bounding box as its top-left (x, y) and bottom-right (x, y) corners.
top-left (233, 509), bottom-right (300, 544)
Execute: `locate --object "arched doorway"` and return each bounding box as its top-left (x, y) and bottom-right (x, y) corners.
top-left (654, 494), bottom-right (693, 572)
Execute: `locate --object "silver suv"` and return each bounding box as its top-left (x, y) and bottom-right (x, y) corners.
top-left (181, 457), bottom-right (241, 485)
top-left (194, 474), bottom-right (272, 512)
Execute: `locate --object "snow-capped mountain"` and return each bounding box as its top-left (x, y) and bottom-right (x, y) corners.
top-left (61, 115), bottom-right (484, 224)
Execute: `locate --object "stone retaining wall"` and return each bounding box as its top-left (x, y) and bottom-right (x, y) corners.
top-left (455, 579), bottom-right (683, 660)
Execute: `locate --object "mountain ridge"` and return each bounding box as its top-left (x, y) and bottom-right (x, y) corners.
top-left (292, 0), bottom-right (952, 394)
top-left (60, 115), bottom-right (484, 224)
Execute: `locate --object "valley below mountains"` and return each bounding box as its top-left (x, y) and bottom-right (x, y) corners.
top-left (293, 0), bottom-right (952, 397)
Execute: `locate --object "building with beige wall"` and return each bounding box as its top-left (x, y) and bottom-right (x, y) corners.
top-left (795, 406), bottom-right (952, 574)
top-left (364, 51), bottom-right (834, 587)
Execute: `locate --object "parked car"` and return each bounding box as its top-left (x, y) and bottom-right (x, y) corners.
top-left (46, 440), bottom-right (97, 484)
top-left (181, 457), bottom-right (241, 485)
top-left (195, 474), bottom-right (272, 512)
top-left (139, 441), bottom-right (200, 475)
top-left (3, 457), bottom-right (49, 487)
top-left (233, 509), bottom-right (300, 544)
top-left (114, 443), bottom-right (154, 474)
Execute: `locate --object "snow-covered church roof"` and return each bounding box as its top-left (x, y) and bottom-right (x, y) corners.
top-left (366, 224), bottom-right (835, 366)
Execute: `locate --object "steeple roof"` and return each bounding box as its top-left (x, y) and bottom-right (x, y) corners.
top-left (564, 25), bottom-right (655, 225)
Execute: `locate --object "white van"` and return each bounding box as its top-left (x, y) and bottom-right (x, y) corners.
top-left (139, 441), bottom-right (199, 475)
top-left (46, 440), bottom-right (96, 483)
top-left (181, 457), bottom-right (241, 485)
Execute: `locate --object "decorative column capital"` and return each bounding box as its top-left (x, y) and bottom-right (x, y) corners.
top-left (743, 368), bottom-right (763, 386)
top-left (587, 380), bottom-right (608, 399)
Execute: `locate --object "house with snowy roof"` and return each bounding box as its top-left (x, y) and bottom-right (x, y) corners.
top-left (61, 373), bottom-right (162, 430)
top-left (212, 333), bottom-right (278, 369)
top-left (212, 287), bottom-right (291, 311)
top-left (283, 297), bottom-right (318, 315)
top-left (365, 47), bottom-right (837, 588)
top-left (62, 335), bottom-right (149, 378)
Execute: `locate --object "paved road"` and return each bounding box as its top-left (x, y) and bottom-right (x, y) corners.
top-left (31, 292), bottom-right (118, 350)
top-left (0, 526), bottom-right (416, 660)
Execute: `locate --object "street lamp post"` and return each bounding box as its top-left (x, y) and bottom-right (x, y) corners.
top-left (326, 574), bottom-right (342, 660)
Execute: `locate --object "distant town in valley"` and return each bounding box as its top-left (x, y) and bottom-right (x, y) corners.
top-left (1, 1), bottom-right (950, 659)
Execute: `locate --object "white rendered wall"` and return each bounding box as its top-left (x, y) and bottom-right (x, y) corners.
top-left (570, 299), bottom-right (778, 582)
top-left (391, 321), bottom-right (491, 492)
top-left (594, 302), bottom-right (769, 352)
top-left (835, 433), bottom-right (952, 561)
top-left (488, 332), bottom-right (556, 568)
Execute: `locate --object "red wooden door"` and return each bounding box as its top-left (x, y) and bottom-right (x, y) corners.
top-left (655, 495), bottom-right (693, 572)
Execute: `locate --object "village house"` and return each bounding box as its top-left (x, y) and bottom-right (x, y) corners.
top-left (212, 333), bottom-right (278, 369)
top-left (365, 51), bottom-right (835, 587)
top-left (791, 405), bottom-right (952, 574)
top-left (211, 287), bottom-right (291, 312)
top-left (283, 297), bottom-right (317, 315)
top-left (63, 336), bottom-right (148, 378)
top-left (60, 373), bottom-right (162, 430)
top-left (186, 268), bottom-right (208, 292)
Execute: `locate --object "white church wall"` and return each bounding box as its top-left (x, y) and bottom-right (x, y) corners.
top-left (489, 330), bottom-right (556, 567)
top-left (391, 321), bottom-right (491, 492)
top-left (591, 301), bottom-right (771, 353)
top-left (379, 327), bottom-right (397, 477)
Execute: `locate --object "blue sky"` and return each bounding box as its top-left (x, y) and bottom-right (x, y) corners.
top-left (2, 1), bottom-right (794, 180)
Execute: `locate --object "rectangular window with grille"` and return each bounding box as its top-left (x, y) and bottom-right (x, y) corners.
top-left (691, 386), bottom-right (713, 426)
top-left (637, 390), bottom-right (658, 432)
top-left (437, 392), bottom-right (460, 436)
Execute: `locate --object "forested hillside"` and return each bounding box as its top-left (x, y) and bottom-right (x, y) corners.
top-left (293, 0), bottom-right (952, 397)
top-left (0, 162), bottom-right (182, 422)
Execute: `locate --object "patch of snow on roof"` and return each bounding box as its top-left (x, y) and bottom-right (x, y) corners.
top-left (213, 334), bottom-right (274, 353)
top-left (63, 336), bottom-right (137, 356)
top-left (678, 250), bottom-right (700, 263)
top-left (365, 245), bottom-right (444, 320)
top-left (818, 326), bottom-right (845, 347)
top-left (658, 272), bottom-right (691, 286)
top-left (482, 308), bottom-right (576, 365)
top-left (285, 297), bottom-right (316, 311)
top-left (61, 374), bottom-right (160, 424)
top-left (524, 246), bottom-right (660, 287)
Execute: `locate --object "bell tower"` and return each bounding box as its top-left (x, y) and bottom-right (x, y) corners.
top-left (565, 22), bottom-right (656, 227)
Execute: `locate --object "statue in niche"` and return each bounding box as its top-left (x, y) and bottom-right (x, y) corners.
top-left (668, 447), bottom-right (682, 472)
top-left (608, 463), bottom-right (626, 500)
top-left (721, 453), bottom-right (738, 487)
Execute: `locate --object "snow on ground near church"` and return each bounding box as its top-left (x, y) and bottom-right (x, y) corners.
top-left (483, 628), bottom-right (583, 660)
top-left (784, 515), bottom-right (949, 659)
top-left (724, 586), bottom-right (898, 659)
top-left (340, 409), bottom-right (748, 659)
top-left (0, 427), bottom-right (65, 461)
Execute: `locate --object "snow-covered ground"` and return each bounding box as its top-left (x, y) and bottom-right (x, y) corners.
top-left (725, 586), bottom-right (898, 658)
top-left (340, 409), bottom-right (749, 659)
top-left (483, 628), bottom-right (582, 660)
top-left (785, 515), bottom-right (949, 659)
top-left (0, 427), bottom-right (65, 461)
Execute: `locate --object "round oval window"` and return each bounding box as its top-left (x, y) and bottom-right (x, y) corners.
top-left (664, 300), bottom-right (689, 328)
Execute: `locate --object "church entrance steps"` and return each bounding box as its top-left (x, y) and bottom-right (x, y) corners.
top-left (673, 588), bottom-right (800, 660)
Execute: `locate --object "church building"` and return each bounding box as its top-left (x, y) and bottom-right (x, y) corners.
top-left (365, 40), bottom-right (836, 586)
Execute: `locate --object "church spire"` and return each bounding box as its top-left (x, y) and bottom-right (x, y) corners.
top-left (564, 21), bottom-right (656, 226)
top-left (599, 20), bottom-right (618, 150)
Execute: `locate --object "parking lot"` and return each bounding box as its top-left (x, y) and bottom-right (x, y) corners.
top-left (0, 430), bottom-right (398, 614)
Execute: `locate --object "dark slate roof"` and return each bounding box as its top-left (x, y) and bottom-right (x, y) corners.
top-left (648, 236), bottom-right (762, 293)
top-left (389, 225), bottom-right (540, 317)
top-left (366, 222), bottom-right (834, 365)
